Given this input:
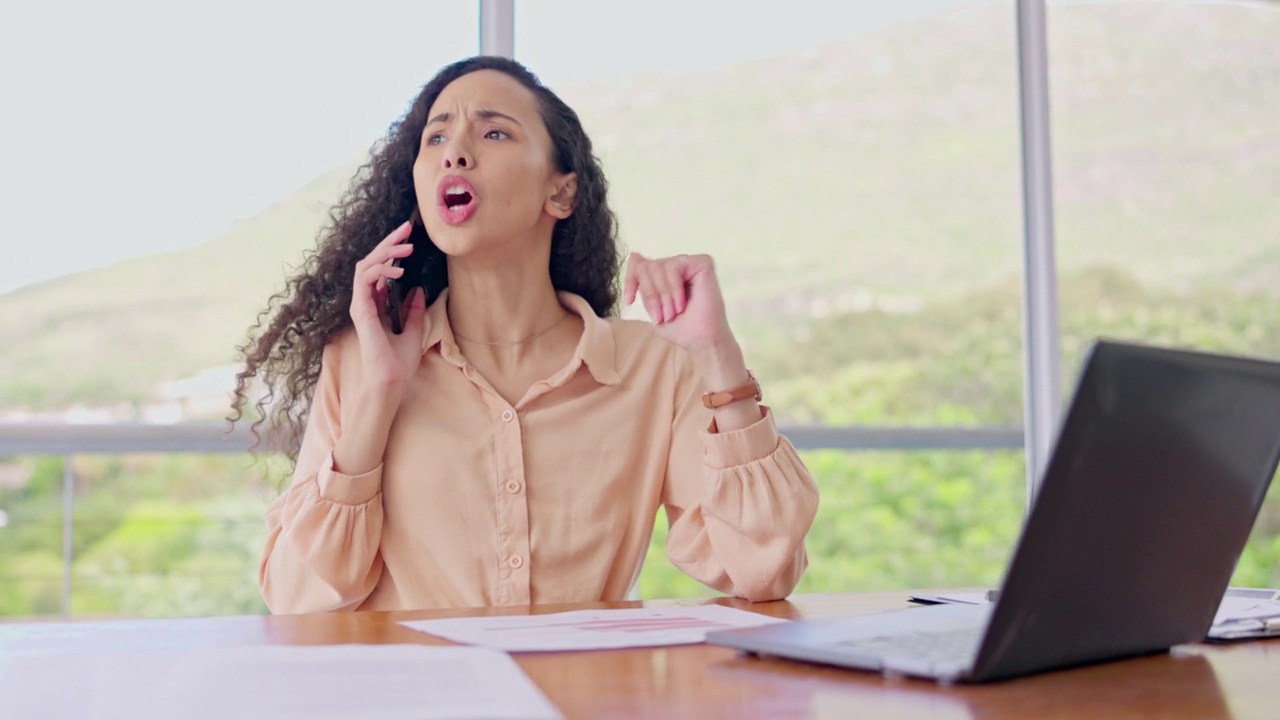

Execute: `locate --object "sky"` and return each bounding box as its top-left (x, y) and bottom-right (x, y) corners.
top-left (0, 0), bottom-right (1009, 295)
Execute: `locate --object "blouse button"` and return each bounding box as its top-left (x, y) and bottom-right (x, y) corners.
top-left (508, 555), bottom-right (524, 569)
top-left (500, 409), bottom-right (515, 422)
top-left (506, 481), bottom-right (522, 494)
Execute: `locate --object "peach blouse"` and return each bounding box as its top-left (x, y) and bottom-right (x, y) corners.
top-left (260, 290), bottom-right (819, 613)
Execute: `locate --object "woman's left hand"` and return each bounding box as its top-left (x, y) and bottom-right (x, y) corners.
top-left (624, 252), bottom-right (733, 350)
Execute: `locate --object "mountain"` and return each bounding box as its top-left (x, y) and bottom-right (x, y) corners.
top-left (1, 2), bottom-right (1277, 410)
top-left (0, 161), bottom-right (361, 408)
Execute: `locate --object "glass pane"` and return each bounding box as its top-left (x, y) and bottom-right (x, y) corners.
top-left (518, 2), bottom-right (1026, 596)
top-left (0, 453), bottom-right (284, 620)
top-left (68, 454), bottom-right (283, 618)
top-left (0, 457), bottom-right (65, 617)
top-left (0, 2), bottom-right (476, 407)
top-left (640, 450), bottom-right (1024, 598)
top-left (519, 1), bottom-right (1024, 422)
top-left (0, 2), bottom-right (478, 619)
top-left (1047, 1), bottom-right (1280, 589)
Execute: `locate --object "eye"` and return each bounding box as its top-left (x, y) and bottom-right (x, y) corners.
top-left (484, 129), bottom-right (510, 141)
top-left (426, 133), bottom-right (445, 146)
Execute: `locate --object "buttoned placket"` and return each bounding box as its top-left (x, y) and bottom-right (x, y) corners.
top-left (453, 375), bottom-right (529, 608)
top-left (440, 309), bottom-right (597, 606)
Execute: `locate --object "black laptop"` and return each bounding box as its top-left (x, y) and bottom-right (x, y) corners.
top-left (707, 340), bottom-right (1280, 682)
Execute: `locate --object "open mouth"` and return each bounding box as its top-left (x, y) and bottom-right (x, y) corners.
top-left (437, 177), bottom-right (479, 224)
top-left (443, 187), bottom-right (473, 209)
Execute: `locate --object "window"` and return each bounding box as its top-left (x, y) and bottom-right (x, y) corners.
top-left (519, 0), bottom-right (1027, 596)
top-left (1048, 0), bottom-right (1280, 587)
top-left (0, 1), bottom-right (478, 618)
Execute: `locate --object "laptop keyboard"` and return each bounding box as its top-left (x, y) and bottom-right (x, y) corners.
top-left (835, 626), bottom-right (983, 665)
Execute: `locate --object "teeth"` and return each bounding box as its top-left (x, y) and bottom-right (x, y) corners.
top-left (445, 187), bottom-right (467, 196)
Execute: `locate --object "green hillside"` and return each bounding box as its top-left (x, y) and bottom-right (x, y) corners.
top-left (568, 1), bottom-right (1280, 304)
top-left (1, 2), bottom-right (1277, 410)
top-left (0, 161), bottom-right (360, 407)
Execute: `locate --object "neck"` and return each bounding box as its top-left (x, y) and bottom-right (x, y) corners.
top-left (444, 251), bottom-right (568, 357)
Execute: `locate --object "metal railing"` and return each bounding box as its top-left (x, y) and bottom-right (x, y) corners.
top-left (0, 422), bottom-right (1023, 456)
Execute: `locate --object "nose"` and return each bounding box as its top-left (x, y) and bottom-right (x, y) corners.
top-left (443, 138), bottom-right (472, 170)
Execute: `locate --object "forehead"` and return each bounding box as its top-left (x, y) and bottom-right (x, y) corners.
top-left (428, 69), bottom-right (543, 122)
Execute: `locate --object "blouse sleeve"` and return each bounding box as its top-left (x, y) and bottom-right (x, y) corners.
top-left (661, 350), bottom-right (819, 601)
top-left (258, 337), bottom-right (386, 613)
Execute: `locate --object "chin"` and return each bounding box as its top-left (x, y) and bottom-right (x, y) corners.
top-left (427, 225), bottom-right (485, 257)
top-left (422, 217), bottom-right (465, 245)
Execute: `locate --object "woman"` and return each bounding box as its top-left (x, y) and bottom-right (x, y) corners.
top-left (233, 56), bottom-right (819, 613)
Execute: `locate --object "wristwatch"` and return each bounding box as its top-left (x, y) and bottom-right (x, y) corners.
top-left (702, 370), bottom-right (762, 409)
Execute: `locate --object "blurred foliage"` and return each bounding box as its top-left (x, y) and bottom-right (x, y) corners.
top-left (0, 454), bottom-right (278, 618)
top-left (639, 450), bottom-right (1026, 599)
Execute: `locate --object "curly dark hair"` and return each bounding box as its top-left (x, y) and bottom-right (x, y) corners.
top-left (230, 56), bottom-right (621, 461)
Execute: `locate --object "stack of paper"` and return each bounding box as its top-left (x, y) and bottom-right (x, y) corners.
top-left (1209, 597), bottom-right (1280, 640)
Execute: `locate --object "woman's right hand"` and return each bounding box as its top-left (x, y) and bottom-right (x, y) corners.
top-left (348, 220), bottom-right (429, 397)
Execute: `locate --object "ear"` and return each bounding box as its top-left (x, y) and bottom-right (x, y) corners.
top-left (545, 172), bottom-right (578, 220)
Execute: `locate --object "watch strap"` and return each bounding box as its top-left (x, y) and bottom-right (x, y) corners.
top-left (702, 370), bottom-right (762, 409)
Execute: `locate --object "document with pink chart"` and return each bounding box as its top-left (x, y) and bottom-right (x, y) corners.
top-left (400, 605), bottom-right (786, 652)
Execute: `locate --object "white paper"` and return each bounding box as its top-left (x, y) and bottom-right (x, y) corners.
top-left (1212, 597), bottom-right (1280, 627)
top-left (1223, 586), bottom-right (1280, 601)
top-left (0, 644), bottom-right (561, 720)
top-left (0, 654), bottom-right (96, 720)
top-left (400, 604), bottom-right (787, 652)
top-left (935, 593), bottom-right (991, 605)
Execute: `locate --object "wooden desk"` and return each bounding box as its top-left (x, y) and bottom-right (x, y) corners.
top-left (2, 591), bottom-right (1277, 719)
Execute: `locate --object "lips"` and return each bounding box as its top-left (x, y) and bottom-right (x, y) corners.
top-left (437, 176), bottom-right (478, 225)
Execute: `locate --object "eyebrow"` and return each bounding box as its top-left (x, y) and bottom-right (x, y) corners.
top-left (425, 109), bottom-right (524, 128)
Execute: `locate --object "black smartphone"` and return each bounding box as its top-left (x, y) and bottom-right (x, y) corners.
top-left (387, 207), bottom-right (428, 335)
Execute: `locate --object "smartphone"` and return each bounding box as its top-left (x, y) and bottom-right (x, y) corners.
top-left (386, 207), bottom-right (428, 335)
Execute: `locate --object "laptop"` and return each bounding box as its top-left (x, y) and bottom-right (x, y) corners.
top-left (706, 340), bottom-right (1280, 683)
